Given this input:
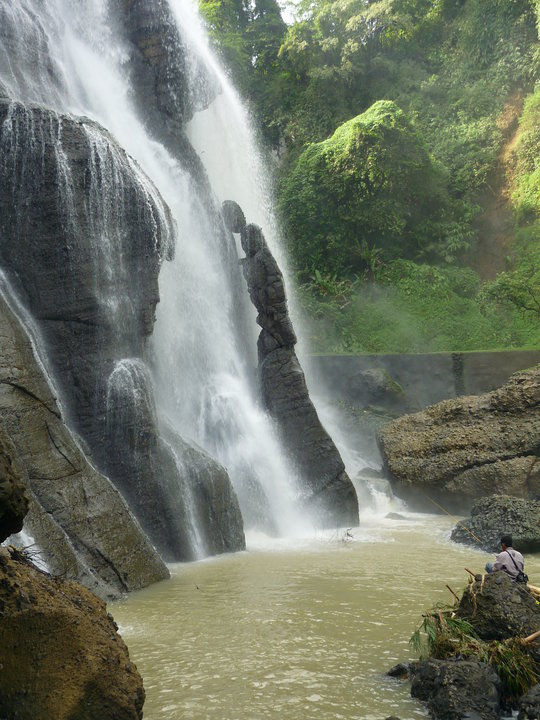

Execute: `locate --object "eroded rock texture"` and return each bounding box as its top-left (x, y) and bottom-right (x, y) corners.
top-left (0, 547), bottom-right (145, 720)
top-left (224, 203), bottom-right (359, 527)
top-left (0, 289), bottom-right (169, 598)
top-left (377, 366), bottom-right (540, 513)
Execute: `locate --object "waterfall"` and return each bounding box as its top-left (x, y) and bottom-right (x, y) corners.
top-left (0, 0), bottom-right (357, 558)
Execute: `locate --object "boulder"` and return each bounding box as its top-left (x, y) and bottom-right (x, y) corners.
top-left (518, 684), bottom-right (540, 720)
top-left (0, 287), bottom-right (169, 598)
top-left (456, 572), bottom-right (540, 641)
top-left (410, 658), bottom-right (501, 720)
top-left (0, 548), bottom-right (145, 720)
top-left (451, 496), bottom-right (540, 552)
top-left (377, 366), bottom-right (540, 513)
top-left (233, 216), bottom-right (358, 527)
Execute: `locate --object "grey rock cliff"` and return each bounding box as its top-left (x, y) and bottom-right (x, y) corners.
top-left (0, 98), bottom-right (245, 561)
top-left (377, 366), bottom-right (540, 513)
top-left (0, 288), bottom-right (169, 598)
top-left (224, 202), bottom-right (359, 527)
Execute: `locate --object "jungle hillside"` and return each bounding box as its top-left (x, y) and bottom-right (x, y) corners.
top-left (200, 0), bottom-right (540, 353)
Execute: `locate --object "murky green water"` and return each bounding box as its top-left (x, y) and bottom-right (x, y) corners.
top-left (112, 515), bottom-right (540, 720)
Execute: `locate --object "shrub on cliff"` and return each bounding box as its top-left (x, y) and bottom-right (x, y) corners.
top-left (279, 100), bottom-right (450, 278)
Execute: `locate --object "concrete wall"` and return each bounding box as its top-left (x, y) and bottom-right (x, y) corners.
top-left (308, 350), bottom-right (540, 413)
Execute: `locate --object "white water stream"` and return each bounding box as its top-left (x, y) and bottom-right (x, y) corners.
top-left (0, 0), bottom-right (370, 544)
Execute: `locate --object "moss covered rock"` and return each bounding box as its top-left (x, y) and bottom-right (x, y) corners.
top-left (279, 100), bottom-right (447, 275)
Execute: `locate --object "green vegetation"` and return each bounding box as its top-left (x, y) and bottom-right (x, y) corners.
top-left (299, 261), bottom-right (540, 353)
top-left (280, 101), bottom-right (449, 276)
top-left (410, 604), bottom-right (539, 703)
top-left (200, 0), bottom-right (540, 353)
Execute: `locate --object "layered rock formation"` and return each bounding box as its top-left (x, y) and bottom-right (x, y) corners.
top-left (0, 546), bottom-right (145, 720)
top-left (0, 287), bottom-right (168, 597)
top-left (377, 366), bottom-right (540, 513)
top-left (223, 201), bottom-right (359, 526)
top-left (451, 495), bottom-right (540, 553)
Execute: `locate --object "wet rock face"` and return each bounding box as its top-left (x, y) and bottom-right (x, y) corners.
top-left (0, 430), bottom-right (28, 542)
top-left (377, 366), bottom-right (540, 514)
top-left (224, 206), bottom-right (358, 526)
top-left (0, 290), bottom-right (169, 598)
top-left (0, 97), bottom-right (211, 560)
top-left (456, 572), bottom-right (540, 641)
top-left (120, 0), bottom-right (218, 129)
top-left (410, 658), bottom-right (501, 720)
top-left (0, 549), bottom-right (145, 720)
top-left (0, 99), bottom-right (173, 450)
top-left (451, 495), bottom-right (540, 553)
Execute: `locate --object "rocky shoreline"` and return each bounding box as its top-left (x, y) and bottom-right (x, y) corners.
top-left (386, 573), bottom-right (540, 720)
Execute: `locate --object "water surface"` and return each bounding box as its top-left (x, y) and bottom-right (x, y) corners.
top-left (113, 515), bottom-right (540, 720)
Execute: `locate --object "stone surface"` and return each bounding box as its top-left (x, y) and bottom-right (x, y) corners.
top-left (235, 217), bottom-right (358, 527)
top-left (0, 98), bottom-right (245, 562)
top-left (410, 658), bottom-right (501, 720)
top-left (0, 427), bottom-right (28, 542)
top-left (451, 495), bottom-right (540, 552)
top-left (377, 366), bottom-right (540, 513)
top-left (518, 684), bottom-right (540, 720)
top-left (0, 548), bottom-right (145, 720)
top-left (456, 571), bottom-right (540, 641)
top-left (0, 288), bottom-right (169, 598)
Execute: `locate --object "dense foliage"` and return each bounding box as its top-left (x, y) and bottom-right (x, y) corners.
top-left (200, 0), bottom-right (540, 353)
top-left (280, 101), bottom-right (448, 276)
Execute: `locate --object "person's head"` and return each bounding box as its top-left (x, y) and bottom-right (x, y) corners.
top-left (500, 534), bottom-right (513, 549)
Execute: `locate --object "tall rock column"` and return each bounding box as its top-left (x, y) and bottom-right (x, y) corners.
top-left (223, 201), bottom-right (359, 527)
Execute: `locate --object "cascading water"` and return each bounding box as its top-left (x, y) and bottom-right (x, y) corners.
top-left (0, 0), bottom-right (364, 559)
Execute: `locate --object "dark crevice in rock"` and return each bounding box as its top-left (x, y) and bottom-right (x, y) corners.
top-left (45, 422), bottom-right (82, 474)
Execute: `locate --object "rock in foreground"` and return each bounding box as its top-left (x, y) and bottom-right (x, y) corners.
top-left (456, 572), bottom-right (540, 642)
top-left (0, 548), bottom-right (145, 720)
top-left (451, 495), bottom-right (540, 552)
top-left (377, 366), bottom-right (540, 513)
top-left (410, 658), bottom-right (501, 720)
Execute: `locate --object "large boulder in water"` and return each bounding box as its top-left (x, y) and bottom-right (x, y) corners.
top-left (456, 572), bottom-right (540, 641)
top-left (451, 495), bottom-right (540, 553)
top-left (228, 214), bottom-right (358, 527)
top-left (0, 547), bottom-right (145, 720)
top-left (410, 658), bottom-right (501, 720)
top-left (0, 287), bottom-right (169, 598)
top-left (377, 366), bottom-right (540, 514)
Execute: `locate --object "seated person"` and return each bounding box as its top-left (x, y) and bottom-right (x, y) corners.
top-left (485, 534), bottom-right (525, 580)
